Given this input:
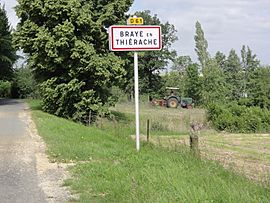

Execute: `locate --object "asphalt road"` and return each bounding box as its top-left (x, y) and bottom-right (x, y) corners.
top-left (0, 99), bottom-right (46, 203)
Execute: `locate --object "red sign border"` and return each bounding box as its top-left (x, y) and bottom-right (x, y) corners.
top-left (109, 25), bottom-right (162, 51)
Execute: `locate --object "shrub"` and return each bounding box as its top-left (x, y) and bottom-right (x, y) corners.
top-left (207, 103), bottom-right (270, 133)
top-left (40, 78), bottom-right (110, 124)
top-left (12, 66), bottom-right (39, 98)
top-left (0, 80), bottom-right (11, 97)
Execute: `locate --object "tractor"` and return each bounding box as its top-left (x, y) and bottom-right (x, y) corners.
top-left (164, 87), bottom-right (193, 109)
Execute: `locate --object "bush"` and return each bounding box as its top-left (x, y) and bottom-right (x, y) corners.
top-left (0, 80), bottom-right (11, 97)
top-left (207, 103), bottom-right (270, 133)
top-left (40, 78), bottom-right (110, 124)
top-left (12, 66), bottom-right (39, 99)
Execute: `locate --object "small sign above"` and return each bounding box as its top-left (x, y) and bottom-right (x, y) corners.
top-left (127, 17), bottom-right (144, 25)
top-left (109, 25), bottom-right (162, 51)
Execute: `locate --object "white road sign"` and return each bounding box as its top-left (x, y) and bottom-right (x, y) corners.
top-left (109, 25), bottom-right (162, 51)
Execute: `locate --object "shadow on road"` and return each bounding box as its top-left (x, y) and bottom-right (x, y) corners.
top-left (0, 99), bottom-right (23, 106)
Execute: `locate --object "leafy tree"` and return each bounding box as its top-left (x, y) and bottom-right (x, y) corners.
top-left (163, 71), bottom-right (185, 96)
top-left (247, 66), bottom-right (270, 109)
top-left (194, 21), bottom-right (209, 72)
top-left (125, 10), bottom-right (178, 100)
top-left (163, 56), bottom-right (193, 100)
top-left (225, 49), bottom-right (244, 101)
top-left (201, 59), bottom-right (227, 105)
top-left (0, 4), bottom-right (16, 80)
top-left (171, 55), bottom-right (192, 73)
top-left (241, 45), bottom-right (260, 73)
top-left (0, 80), bottom-right (11, 97)
top-left (241, 45), bottom-right (260, 96)
top-left (184, 63), bottom-right (202, 105)
top-left (14, 0), bottom-right (133, 122)
top-left (12, 64), bottom-right (38, 98)
top-left (215, 51), bottom-right (226, 70)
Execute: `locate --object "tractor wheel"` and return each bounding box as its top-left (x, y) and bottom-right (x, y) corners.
top-left (187, 104), bottom-right (193, 109)
top-left (167, 98), bottom-right (178, 108)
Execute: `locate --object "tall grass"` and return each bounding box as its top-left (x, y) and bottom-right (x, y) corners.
top-left (28, 100), bottom-right (270, 202)
top-left (107, 102), bottom-right (206, 137)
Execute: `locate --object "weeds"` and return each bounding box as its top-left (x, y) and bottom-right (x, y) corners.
top-left (28, 100), bottom-right (270, 202)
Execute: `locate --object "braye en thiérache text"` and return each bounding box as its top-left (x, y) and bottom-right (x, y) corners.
top-left (115, 31), bottom-right (158, 46)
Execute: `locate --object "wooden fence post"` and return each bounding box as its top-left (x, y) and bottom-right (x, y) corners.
top-left (147, 119), bottom-right (150, 142)
top-left (190, 133), bottom-right (199, 155)
top-left (88, 110), bottom-right (92, 126)
top-left (190, 121), bottom-right (202, 156)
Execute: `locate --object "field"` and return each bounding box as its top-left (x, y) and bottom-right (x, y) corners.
top-left (28, 100), bottom-right (270, 202)
top-left (109, 102), bottom-right (270, 183)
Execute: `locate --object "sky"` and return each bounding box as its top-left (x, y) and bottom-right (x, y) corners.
top-left (2, 0), bottom-right (270, 65)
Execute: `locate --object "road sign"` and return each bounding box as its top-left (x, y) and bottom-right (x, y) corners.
top-left (109, 25), bottom-right (162, 51)
top-left (127, 17), bottom-right (144, 25)
top-left (108, 24), bottom-right (162, 151)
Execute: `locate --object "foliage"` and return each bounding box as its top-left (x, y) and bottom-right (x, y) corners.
top-left (224, 49), bottom-right (244, 101)
top-left (194, 21), bottom-right (209, 72)
top-left (162, 71), bottom-right (185, 96)
top-left (14, 0), bottom-right (133, 121)
top-left (40, 78), bottom-right (110, 123)
top-left (184, 63), bottom-right (202, 105)
top-left (0, 4), bottom-right (16, 80)
top-left (123, 10), bottom-right (178, 100)
top-left (0, 80), bottom-right (11, 97)
top-left (110, 86), bottom-right (129, 103)
top-left (207, 103), bottom-right (270, 133)
top-left (215, 51), bottom-right (226, 70)
top-left (241, 45), bottom-right (260, 73)
top-left (12, 65), bottom-right (38, 98)
top-left (247, 66), bottom-right (270, 109)
top-left (201, 59), bottom-right (228, 105)
top-left (171, 55), bottom-right (192, 73)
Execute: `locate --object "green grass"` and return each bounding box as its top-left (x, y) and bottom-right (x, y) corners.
top-left (28, 100), bottom-right (270, 202)
top-left (105, 102), bottom-right (206, 137)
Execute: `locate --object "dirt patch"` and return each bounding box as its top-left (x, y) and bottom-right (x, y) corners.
top-left (22, 105), bottom-right (78, 202)
top-left (201, 137), bottom-right (270, 184)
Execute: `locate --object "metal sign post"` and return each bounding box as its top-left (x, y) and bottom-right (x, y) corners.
top-left (134, 51), bottom-right (140, 151)
top-left (109, 17), bottom-right (162, 151)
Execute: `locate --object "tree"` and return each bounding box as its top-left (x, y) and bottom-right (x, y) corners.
top-left (125, 10), bottom-right (178, 100)
top-left (225, 49), bottom-right (243, 101)
top-left (241, 45), bottom-right (260, 73)
top-left (163, 55), bottom-right (193, 99)
top-left (247, 66), bottom-right (270, 109)
top-left (201, 59), bottom-right (227, 105)
top-left (215, 51), bottom-right (226, 70)
top-left (0, 4), bottom-right (16, 80)
top-left (163, 71), bottom-right (185, 96)
top-left (194, 21), bottom-right (209, 72)
top-left (171, 55), bottom-right (192, 73)
top-left (0, 80), bottom-right (11, 97)
top-left (184, 63), bottom-right (202, 105)
top-left (241, 45), bottom-right (260, 96)
top-left (14, 0), bottom-right (133, 122)
top-left (12, 64), bottom-right (38, 98)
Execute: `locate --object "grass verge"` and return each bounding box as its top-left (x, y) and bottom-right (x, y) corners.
top-left (28, 100), bottom-right (270, 202)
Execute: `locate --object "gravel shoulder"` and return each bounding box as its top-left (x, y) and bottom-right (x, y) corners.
top-left (0, 99), bottom-right (74, 202)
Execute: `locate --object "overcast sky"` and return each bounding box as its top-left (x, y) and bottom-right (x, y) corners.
top-left (2, 0), bottom-right (270, 65)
